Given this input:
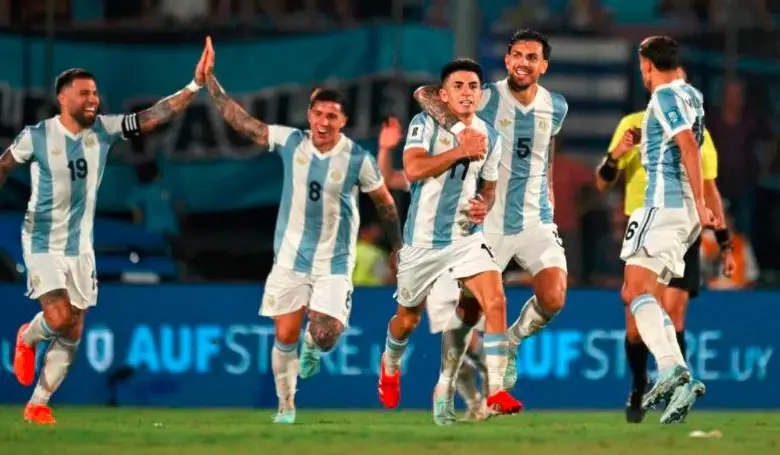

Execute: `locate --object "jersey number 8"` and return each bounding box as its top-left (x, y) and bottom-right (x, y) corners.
top-left (68, 158), bottom-right (88, 182)
top-left (309, 181), bottom-right (322, 201)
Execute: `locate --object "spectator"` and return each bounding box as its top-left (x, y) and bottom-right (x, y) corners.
top-left (353, 223), bottom-right (391, 286)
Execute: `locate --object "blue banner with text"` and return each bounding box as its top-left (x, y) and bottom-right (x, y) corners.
top-left (0, 26), bottom-right (453, 212)
top-left (0, 286), bottom-right (776, 409)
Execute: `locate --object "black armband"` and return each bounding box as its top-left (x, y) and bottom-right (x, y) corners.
top-left (121, 114), bottom-right (141, 138)
top-left (597, 155), bottom-right (619, 182)
top-left (715, 228), bottom-right (733, 251)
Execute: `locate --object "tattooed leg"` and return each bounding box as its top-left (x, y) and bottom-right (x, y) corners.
top-left (299, 310), bottom-right (345, 379)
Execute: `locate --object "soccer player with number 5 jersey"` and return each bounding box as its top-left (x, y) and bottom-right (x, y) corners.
top-left (414, 29), bottom-right (570, 398)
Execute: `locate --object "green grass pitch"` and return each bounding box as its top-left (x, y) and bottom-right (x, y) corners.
top-left (0, 407), bottom-right (778, 455)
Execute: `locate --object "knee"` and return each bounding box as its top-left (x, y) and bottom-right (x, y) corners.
top-left (41, 293), bottom-right (76, 333)
top-left (537, 283), bottom-right (566, 315)
top-left (309, 319), bottom-right (344, 352)
top-left (621, 280), bottom-right (655, 306)
top-left (275, 321), bottom-right (301, 346)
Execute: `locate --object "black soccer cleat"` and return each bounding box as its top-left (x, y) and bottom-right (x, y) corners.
top-left (625, 387), bottom-right (647, 423)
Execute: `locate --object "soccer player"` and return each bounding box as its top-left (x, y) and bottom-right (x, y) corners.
top-left (377, 58), bottom-right (522, 425)
top-left (202, 38), bottom-right (403, 424)
top-left (618, 35), bottom-right (716, 424)
top-left (413, 29), bottom-right (569, 393)
top-left (377, 117), bottom-right (489, 421)
top-left (595, 101), bottom-right (736, 423)
top-left (2, 43), bottom-right (212, 425)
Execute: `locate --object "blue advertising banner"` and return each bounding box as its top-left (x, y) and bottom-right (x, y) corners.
top-left (0, 26), bottom-right (453, 212)
top-left (0, 285), bottom-right (776, 410)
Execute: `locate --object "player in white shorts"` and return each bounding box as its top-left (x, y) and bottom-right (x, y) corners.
top-left (414, 29), bottom-right (570, 394)
top-left (620, 36), bottom-right (715, 424)
top-left (202, 39), bottom-right (402, 425)
top-left (377, 118), bottom-right (488, 421)
top-left (377, 58), bottom-right (523, 425)
top-left (4, 42), bottom-right (212, 424)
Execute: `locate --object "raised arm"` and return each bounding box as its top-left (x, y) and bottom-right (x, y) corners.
top-left (202, 37), bottom-right (269, 146)
top-left (377, 117), bottom-right (409, 190)
top-left (413, 85), bottom-right (464, 132)
top-left (132, 40), bottom-right (213, 136)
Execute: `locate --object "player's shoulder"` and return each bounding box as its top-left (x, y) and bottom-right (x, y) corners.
top-left (16, 118), bottom-right (50, 139)
top-left (541, 86), bottom-right (568, 111)
top-left (409, 111), bottom-right (432, 125)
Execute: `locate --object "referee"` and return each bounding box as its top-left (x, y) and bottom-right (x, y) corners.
top-left (594, 109), bottom-right (736, 423)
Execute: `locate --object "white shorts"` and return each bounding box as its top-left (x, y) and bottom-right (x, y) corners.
top-left (396, 233), bottom-right (500, 308)
top-left (485, 223), bottom-right (568, 276)
top-left (260, 265), bottom-right (354, 326)
top-left (426, 275), bottom-right (486, 333)
top-left (620, 206), bottom-right (701, 281)
top-left (24, 253), bottom-right (98, 310)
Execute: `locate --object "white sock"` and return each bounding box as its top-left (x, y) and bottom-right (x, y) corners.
top-left (662, 312), bottom-right (687, 367)
top-left (455, 360), bottom-right (481, 408)
top-left (272, 339), bottom-right (298, 412)
top-left (630, 294), bottom-right (677, 371)
top-left (483, 333), bottom-right (508, 395)
top-left (508, 296), bottom-right (555, 345)
top-left (29, 337), bottom-right (79, 406)
top-left (383, 321), bottom-right (408, 375)
top-left (436, 317), bottom-right (472, 396)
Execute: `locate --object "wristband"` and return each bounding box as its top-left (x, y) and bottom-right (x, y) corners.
top-left (450, 122), bottom-right (466, 135)
top-left (597, 156), bottom-right (618, 182)
top-left (715, 228), bottom-right (733, 251)
top-left (186, 80), bottom-right (203, 92)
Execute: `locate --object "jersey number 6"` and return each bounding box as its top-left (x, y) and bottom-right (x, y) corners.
top-left (515, 137), bottom-right (531, 159)
top-left (624, 220), bottom-right (639, 240)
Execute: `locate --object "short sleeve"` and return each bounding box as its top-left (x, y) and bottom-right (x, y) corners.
top-left (480, 133), bottom-right (502, 182)
top-left (550, 93), bottom-right (568, 136)
top-left (359, 153), bottom-right (384, 193)
top-left (267, 125), bottom-right (300, 152)
top-left (477, 82), bottom-right (497, 111)
top-left (651, 88), bottom-right (694, 137)
top-left (701, 129), bottom-right (718, 180)
top-left (97, 114), bottom-right (129, 142)
top-left (7, 128), bottom-right (33, 163)
top-left (403, 113), bottom-right (434, 152)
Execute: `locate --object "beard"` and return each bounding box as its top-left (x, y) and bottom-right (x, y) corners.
top-left (507, 75), bottom-right (534, 92)
top-left (73, 111), bottom-right (96, 128)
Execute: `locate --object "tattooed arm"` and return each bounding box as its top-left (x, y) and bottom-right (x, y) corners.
top-left (133, 88), bottom-right (199, 135)
top-left (367, 186), bottom-right (403, 251)
top-left (206, 74), bottom-right (269, 146)
top-left (413, 85), bottom-right (464, 132)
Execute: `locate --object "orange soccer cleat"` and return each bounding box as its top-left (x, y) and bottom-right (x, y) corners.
top-left (14, 323), bottom-right (36, 386)
top-left (378, 357), bottom-right (401, 409)
top-left (487, 390), bottom-right (524, 415)
top-left (23, 403), bottom-right (56, 425)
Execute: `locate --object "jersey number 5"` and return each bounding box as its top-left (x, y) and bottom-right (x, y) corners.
top-left (515, 137), bottom-right (531, 159)
top-left (68, 158), bottom-right (88, 182)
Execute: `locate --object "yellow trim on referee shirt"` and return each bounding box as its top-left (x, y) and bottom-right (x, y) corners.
top-left (607, 111), bottom-right (719, 216)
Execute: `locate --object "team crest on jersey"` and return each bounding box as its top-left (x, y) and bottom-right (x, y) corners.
top-left (329, 169), bottom-right (344, 183)
top-left (536, 118), bottom-right (550, 133)
top-left (439, 137), bottom-right (451, 146)
top-left (50, 147), bottom-right (62, 156)
top-left (499, 119), bottom-right (512, 128)
top-left (295, 154), bottom-right (309, 166)
top-left (83, 134), bottom-right (97, 148)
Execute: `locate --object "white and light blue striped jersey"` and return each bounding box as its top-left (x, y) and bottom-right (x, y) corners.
top-left (478, 79), bottom-right (568, 235)
top-left (402, 113), bottom-right (502, 249)
top-left (9, 115), bottom-right (127, 256)
top-left (267, 125), bottom-right (384, 276)
top-left (641, 79), bottom-right (705, 208)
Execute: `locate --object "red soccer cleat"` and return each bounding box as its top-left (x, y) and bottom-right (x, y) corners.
top-left (14, 323), bottom-right (36, 386)
top-left (378, 356), bottom-right (401, 409)
top-left (23, 403), bottom-right (56, 425)
top-left (487, 390), bottom-right (523, 415)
